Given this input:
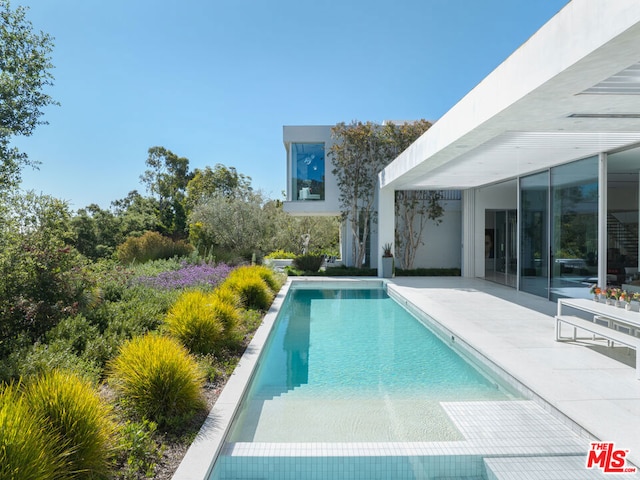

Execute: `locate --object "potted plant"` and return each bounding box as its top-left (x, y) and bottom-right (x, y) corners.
top-left (381, 242), bottom-right (394, 278)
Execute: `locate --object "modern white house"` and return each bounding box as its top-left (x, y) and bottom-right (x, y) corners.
top-left (282, 124), bottom-right (462, 271)
top-left (285, 0), bottom-right (640, 302)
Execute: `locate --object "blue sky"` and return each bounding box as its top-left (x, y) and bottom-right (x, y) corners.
top-left (14, 0), bottom-right (569, 209)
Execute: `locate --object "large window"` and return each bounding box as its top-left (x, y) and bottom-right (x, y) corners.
top-left (520, 171), bottom-right (549, 297)
top-left (550, 157), bottom-right (598, 300)
top-left (607, 149), bottom-right (640, 287)
top-left (519, 157), bottom-right (598, 300)
top-left (292, 143), bottom-right (325, 201)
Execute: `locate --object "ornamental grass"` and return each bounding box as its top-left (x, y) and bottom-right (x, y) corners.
top-left (24, 369), bottom-right (117, 479)
top-left (108, 334), bottom-right (205, 430)
top-left (238, 265), bottom-right (280, 293)
top-left (224, 268), bottom-right (274, 311)
top-left (165, 290), bottom-right (241, 354)
top-left (0, 382), bottom-right (61, 480)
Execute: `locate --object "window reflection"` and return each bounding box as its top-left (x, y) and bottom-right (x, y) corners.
top-left (607, 150), bottom-right (639, 287)
top-left (292, 143), bottom-right (325, 201)
top-left (550, 157), bottom-right (598, 300)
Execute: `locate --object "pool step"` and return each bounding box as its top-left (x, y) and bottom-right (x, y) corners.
top-left (484, 456), bottom-right (639, 479)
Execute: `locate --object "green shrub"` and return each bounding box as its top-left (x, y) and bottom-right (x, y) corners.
top-left (293, 254), bottom-right (324, 273)
top-left (46, 314), bottom-right (100, 355)
top-left (394, 267), bottom-right (462, 276)
top-left (224, 269), bottom-right (273, 310)
top-left (108, 334), bottom-right (205, 430)
top-left (324, 265), bottom-right (378, 276)
top-left (116, 420), bottom-right (164, 480)
top-left (116, 231), bottom-right (194, 264)
top-left (24, 370), bottom-right (117, 479)
top-left (0, 382), bottom-right (61, 480)
top-left (165, 290), bottom-right (224, 355)
top-left (264, 249), bottom-right (297, 259)
top-left (17, 341), bottom-right (102, 384)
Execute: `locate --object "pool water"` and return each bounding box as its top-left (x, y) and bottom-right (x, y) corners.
top-left (210, 287), bottom-right (521, 478)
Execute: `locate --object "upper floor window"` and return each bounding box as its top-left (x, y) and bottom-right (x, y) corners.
top-left (292, 143), bottom-right (325, 201)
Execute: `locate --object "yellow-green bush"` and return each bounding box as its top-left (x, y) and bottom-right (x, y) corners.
top-left (250, 265), bottom-right (281, 293)
top-left (165, 291), bottom-right (224, 354)
top-left (264, 250), bottom-right (297, 259)
top-left (211, 284), bottom-right (242, 309)
top-left (116, 231), bottom-right (194, 264)
top-left (24, 370), bottom-right (117, 479)
top-left (224, 268), bottom-right (274, 311)
top-left (209, 296), bottom-right (241, 342)
top-left (0, 382), bottom-right (61, 480)
top-left (166, 290), bottom-right (242, 354)
top-left (108, 334), bottom-right (205, 429)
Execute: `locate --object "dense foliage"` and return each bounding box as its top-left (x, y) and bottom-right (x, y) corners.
top-left (116, 230), bottom-right (193, 264)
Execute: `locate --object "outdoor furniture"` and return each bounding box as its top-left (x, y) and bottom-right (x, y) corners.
top-left (555, 298), bottom-right (640, 379)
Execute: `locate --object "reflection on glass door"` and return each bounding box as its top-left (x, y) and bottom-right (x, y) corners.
top-left (485, 210), bottom-right (517, 288)
top-left (550, 157), bottom-right (598, 301)
top-left (520, 171), bottom-right (549, 298)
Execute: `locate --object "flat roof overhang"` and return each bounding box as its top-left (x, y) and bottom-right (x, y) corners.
top-left (381, 0), bottom-right (640, 191)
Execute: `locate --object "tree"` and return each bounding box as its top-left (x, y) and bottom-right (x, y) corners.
top-left (0, 192), bottom-right (89, 359)
top-left (329, 120), bottom-right (432, 267)
top-left (186, 164), bottom-right (253, 211)
top-left (139, 146), bottom-right (191, 237)
top-left (380, 120), bottom-right (443, 270)
top-left (189, 191), bottom-right (269, 261)
top-left (262, 200), bottom-right (340, 255)
top-left (394, 190), bottom-right (443, 270)
top-left (329, 121), bottom-right (386, 267)
top-left (0, 1), bottom-right (57, 193)
top-left (111, 190), bottom-right (161, 239)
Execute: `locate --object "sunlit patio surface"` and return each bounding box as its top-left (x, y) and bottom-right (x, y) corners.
top-left (388, 277), bottom-right (640, 471)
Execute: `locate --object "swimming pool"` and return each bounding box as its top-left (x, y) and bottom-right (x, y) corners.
top-left (208, 283), bottom-right (522, 479)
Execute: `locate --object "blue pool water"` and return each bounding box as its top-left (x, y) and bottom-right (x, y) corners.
top-left (209, 287), bottom-right (520, 479)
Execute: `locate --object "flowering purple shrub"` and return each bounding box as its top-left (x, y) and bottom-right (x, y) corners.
top-left (135, 262), bottom-right (233, 290)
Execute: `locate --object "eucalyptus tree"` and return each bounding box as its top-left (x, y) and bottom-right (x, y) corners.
top-left (140, 146), bottom-right (191, 237)
top-left (380, 120), bottom-right (444, 270)
top-left (329, 121), bottom-right (386, 267)
top-left (186, 164), bottom-right (253, 212)
top-left (329, 120), bottom-right (434, 268)
top-left (0, 0), bottom-right (57, 193)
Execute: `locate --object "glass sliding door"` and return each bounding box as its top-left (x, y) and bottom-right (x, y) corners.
top-left (520, 171), bottom-right (549, 297)
top-left (485, 210), bottom-right (517, 287)
top-left (606, 149), bottom-right (639, 287)
top-left (550, 157), bottom-right (598, 300)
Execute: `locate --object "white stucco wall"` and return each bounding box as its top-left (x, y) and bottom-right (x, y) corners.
top-left (407, 200), bottom-right (462, 269)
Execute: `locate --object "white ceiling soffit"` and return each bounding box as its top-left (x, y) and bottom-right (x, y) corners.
top-left (406, 131), bottom-right (640, 189)
top-left (581, 61), bottom-right (640, 95)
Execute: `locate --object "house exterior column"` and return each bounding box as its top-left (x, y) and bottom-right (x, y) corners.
top-left (377, 185), bottom-right (395, 277)
top-left (598, 153), bottom-right (608, 289)
top-left (462, 189), bottom-right (476, 278)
